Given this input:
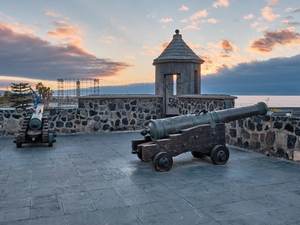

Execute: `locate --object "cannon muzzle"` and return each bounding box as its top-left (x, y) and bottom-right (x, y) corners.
top-left (142, 102), bottom-right (268, 140)
top-left (28, 103), bottom-right (44, 130)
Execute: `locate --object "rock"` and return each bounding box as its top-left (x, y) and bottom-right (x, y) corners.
top-left (293, 151), bottom-right (300, 161)
top-left (274, 122), bottom-right (282, 129)
top-left (3, 118), bottom-right (20, 135)
top-left (247, 120), bottom-right (255, 131)
top-left (276, 148), bottom-right (285, 157)
top-left (287, 135), bottom-right (296, 149)
top-left (284, 124), bottom-right (294, 133)
top-left (266, 131), bottom-right (275, 145)
top-left (295, 127), bottom-right (300, 136)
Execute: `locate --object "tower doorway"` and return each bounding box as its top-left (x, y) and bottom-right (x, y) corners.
top-left (165, 74), bottom-right (181, 116)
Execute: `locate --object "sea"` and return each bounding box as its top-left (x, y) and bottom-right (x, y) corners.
top-left (234, 95), bottom-right (300, 108)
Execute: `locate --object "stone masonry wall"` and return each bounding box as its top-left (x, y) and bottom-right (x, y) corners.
top-left (226, 116), bottom-right (300, 161)
top-left (74, 95), bottom-right (163, 133)
top-left (177, 95), bottom-right (235, 115)
top-left (0, 95), bottom-right (163, 135)
top-left (0, 94), bottom-right (234, 136)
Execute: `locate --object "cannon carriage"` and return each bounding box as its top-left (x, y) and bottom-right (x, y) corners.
top-left (14, 88), bottom-right (56, 147)
top-left (132, 102), bottom-right (268, 172)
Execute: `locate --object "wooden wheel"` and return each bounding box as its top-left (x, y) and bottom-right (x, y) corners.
top-left (153, 152), bottom-right (173, 172)
top-left (210, 145), bottom-right (229, 165)
top-left (15, 134), bottom-right (22, 148)
top-left (48, 133), bottom-right (53, 147)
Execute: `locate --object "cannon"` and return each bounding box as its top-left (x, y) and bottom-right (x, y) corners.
top-left (14, 88), bottom-right (56, 147)
top-left (132, 102), bottom-right (268, 172)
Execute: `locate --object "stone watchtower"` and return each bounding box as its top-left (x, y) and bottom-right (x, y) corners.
top-left (153, 29), bottom-right (204, 115)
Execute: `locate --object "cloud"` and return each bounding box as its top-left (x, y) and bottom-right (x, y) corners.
top-left (181, 10), bottom-right (210, 30)
top-left (201, 54), bottom-right (300, 95)
top-left (45, 11), bottom-right (60, 18)
top-left (182, 21), bottom-right (200, 30)
top-left (202, 18), bottom-right (219, 24)
top-left (285, 7), bottom-right (300, 13)
top-left (0, 12), bottom-right (12, 21)
top-left (100, 83), bottom-right (155, 94)
top-left (178, 5), bottom-right (189, 11)
top-left (99, 35), bottom-right (118, 44)
top-left (221, 40), bottom-right (236, 53)
top-left (0, 21), bottom-right (131, 82)
top-left (155, 41), bottom-right (170, 52)
top-left (189, 10), bottom-right (208, 21)
top-left (0, 20), bottom-right (35, 35)
top-left (282, 20), bottom-right (300, 26)
top-left (251, 21), bottom-right (259, 28)
top-left (285, 16), bottom-right (294, 20)
top-left (140, 46), bottom-right (156, 56)
top-left (261, 7), bottom-right (281, 21)
top-left (47, 20), bottom-right (84, 46)
top-left (250, 29), bottom-right (300, 53)
top-left (250, 22), bottom-right (269, 32)
top-left (159, 18), bottom-right (173, 23)
top-left (212, 0), bottom-right (229, 8)
top-left (147, 13), bottom-right (156, 18)
top-left (198, 41), bottom-right (242, 75)
top-left (244, 14), bottom-right (254, 20)
top-left (267, 0), bottom-right (279, 5)
top-left (220, 54), bottom-right (230, 58)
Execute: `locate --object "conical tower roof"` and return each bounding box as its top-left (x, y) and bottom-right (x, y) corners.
top-left (153, 29), bottom-right (204, 65)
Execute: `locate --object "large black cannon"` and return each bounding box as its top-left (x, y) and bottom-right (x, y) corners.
top-left (132, 102), bottom-right (268, 172)
top-left (14, 88), bottom-right (56, 147)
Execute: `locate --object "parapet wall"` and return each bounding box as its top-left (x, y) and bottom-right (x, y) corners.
top-left (226, 116), bottom-right (300, 161)
top-left (177, 94), bottom-right (235, 114)
top-left (0, 94), bottom-right (234, 135)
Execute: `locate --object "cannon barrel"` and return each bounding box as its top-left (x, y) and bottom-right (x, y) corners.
top-left (142, 102), bottom-right (268, 140)
top-left (28, 104), bottom-right (44, 130)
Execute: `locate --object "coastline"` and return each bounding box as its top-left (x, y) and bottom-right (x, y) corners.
top-left (235, 95), bottom-right (300, 107)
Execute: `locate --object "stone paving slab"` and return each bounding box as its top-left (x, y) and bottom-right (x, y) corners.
top-left (1, 132), bottom-right (300, 225)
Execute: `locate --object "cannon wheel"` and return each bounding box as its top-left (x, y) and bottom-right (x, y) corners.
top-left (191, 151), bottom-right (205, 158)
top-left (15, 134), bottom-right (22, 148)
top-left (153, 152), bottom-right (173, 172)
top-left (210, 145), bottom-right (229, 165)
top-left (48, 133), bottom-right (53, 147)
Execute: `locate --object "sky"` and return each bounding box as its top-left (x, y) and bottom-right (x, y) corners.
top-left (0, 0), bottom-right (300, 95)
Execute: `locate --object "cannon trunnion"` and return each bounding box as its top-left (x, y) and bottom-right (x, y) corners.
top-left (132, 102), bottom-right (268, 172)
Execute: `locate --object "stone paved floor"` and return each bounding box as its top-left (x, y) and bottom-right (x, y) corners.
top-left (1, 132), bottom-right (300, 225)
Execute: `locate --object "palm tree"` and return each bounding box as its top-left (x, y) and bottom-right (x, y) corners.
top-left (35, 82), bottom-right (53, 107)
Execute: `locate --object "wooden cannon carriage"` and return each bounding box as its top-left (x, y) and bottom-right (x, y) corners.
top-left (132, 102), bottom-right (268, 172)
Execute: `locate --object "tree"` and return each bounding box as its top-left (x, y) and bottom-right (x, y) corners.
top-left (35, 82), bottom-right (53, 107)
top-left (0, 90), bottom-right (12, 106)
top-left (10, 83), bottom-right (32, 110)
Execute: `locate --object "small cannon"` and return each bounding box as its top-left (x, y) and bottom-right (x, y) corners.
top-left (14, 88), bottom-right (56, 147)
top-left (132, 102), bottom-right (268, 172)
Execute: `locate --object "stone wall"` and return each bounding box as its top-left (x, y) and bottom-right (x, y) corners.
top-left (74, 95), bottom-right (163, 133)
top-left (177, 95), bottom-right (235, 115)
top-left (0, 94), bottom-right (234, 136)
top-left (0, 95), bottom-right (163, 135)
top-left (226, 115), bottom-right (300, 161)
